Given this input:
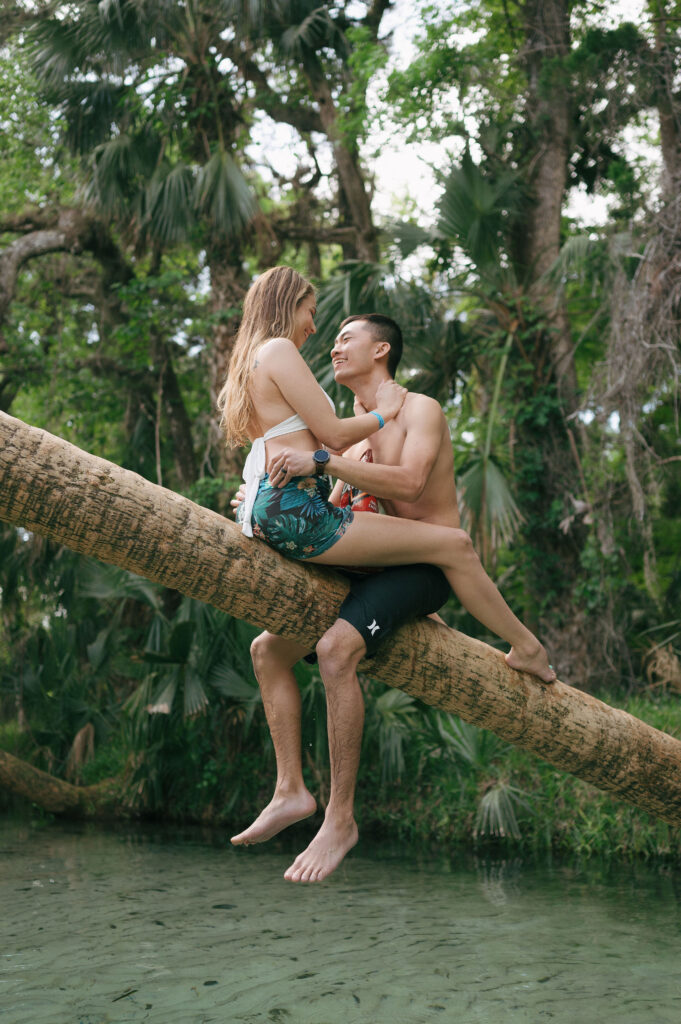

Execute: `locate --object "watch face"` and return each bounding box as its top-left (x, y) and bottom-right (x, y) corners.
top-left (313, 450), bottom-right (329, 474)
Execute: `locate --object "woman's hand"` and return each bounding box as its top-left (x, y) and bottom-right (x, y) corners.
top-left (230, 483), bottom-right (246, 513)
top-left (375, 379), bottom-right (407, 422)
top-left (353, 395), bottom-right (368, 416)
top-left (267, 447), bottom-right (316, 488)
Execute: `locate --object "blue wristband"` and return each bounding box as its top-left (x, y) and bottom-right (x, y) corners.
top-left (369, 410), bottom-right (385, 429)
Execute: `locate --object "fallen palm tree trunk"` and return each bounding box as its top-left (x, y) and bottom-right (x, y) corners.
top-left (1, 410), bottom-right (681, 825)
top-left (0, 749), bottom-right (122, 817)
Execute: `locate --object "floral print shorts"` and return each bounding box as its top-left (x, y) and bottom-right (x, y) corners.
top-left (238, 474), bottom-right (354, 560)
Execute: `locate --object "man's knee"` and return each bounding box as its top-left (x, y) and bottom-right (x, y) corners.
top-left (315, 620), bottom-right (366, 678)
top-left (250, 631), bottom-right (283, 674)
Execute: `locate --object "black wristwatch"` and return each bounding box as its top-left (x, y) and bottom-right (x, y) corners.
top-left (313, 449), bottom-right (330, 476)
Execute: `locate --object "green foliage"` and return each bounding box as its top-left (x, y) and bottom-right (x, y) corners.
top-left (0, 47), bottom-right (80, 214)
top-left (2, 0), bottom-right (681, 855)
top-left (436, 148), bottom-right (523, 272)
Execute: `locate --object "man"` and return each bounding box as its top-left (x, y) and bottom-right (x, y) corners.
top-left (231, 314), bottom-right (460, 882)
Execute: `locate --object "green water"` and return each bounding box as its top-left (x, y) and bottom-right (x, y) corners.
top-left (2, 820), bottom-right (680, 1024)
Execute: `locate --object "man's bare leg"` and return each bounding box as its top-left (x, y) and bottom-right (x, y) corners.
top-left (284, 620), bottom-right (366, 883)
top-left (231, 632), bottom-right (316, 846)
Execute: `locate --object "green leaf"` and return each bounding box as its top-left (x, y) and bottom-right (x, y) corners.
top-left (194, 149), bottom-right (256, 235)
top-left (183, 673), bottom-right (209, 717)
top-left (207, 664), bottom-right (261, 701)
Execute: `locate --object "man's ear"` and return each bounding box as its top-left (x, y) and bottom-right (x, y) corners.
top-left (373, 341), bottom-right (391, 363)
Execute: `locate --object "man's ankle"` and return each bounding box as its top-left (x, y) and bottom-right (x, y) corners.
top-left (324, 805), bottom-right (356, 828)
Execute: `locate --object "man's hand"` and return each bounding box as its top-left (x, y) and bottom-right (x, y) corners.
top-left (268, 448), bottom-right (316, 488)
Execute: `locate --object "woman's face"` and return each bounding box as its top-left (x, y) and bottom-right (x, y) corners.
top-left (292, 293), bottom-right (317, 348)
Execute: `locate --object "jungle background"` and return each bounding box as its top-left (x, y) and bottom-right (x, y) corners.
top-left (1, 0), bottom-right (681, 859)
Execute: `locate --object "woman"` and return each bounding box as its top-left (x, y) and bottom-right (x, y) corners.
top-left (218, 266), bottom-right (555, 683)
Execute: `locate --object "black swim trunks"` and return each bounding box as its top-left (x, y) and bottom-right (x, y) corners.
top-left (304, 563), bottom-right (450, 663)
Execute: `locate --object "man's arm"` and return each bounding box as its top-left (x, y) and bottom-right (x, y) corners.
top-left (326, 396), bottom-right (444, 503)
top-left (268, 395), bottom-right (445, 503)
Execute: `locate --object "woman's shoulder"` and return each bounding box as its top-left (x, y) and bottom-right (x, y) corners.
top-left (259, 336), bottom-right (298, 359)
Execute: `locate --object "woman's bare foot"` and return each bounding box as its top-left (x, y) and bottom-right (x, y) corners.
top-left (284, 815), bottom-right (358, 883)
top-left (505, 641), bottom-right (556, 683)
top-left (231, 789), bottom-right (317, 846)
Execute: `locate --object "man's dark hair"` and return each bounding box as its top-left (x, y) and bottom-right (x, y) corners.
top-left (339, 313), bottom-right (403, 377)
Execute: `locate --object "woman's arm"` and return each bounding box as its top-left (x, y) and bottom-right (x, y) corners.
top-left (259, 339), bottom-right (405, 449)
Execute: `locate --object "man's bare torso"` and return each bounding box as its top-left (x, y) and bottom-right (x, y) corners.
top-left (346, 392), bottom-right (460, 529)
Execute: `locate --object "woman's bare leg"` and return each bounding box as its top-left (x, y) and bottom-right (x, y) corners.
top-left (231, 633), bottom-right (316, 845)
top-left (308, 514), bottom-right (555, 683)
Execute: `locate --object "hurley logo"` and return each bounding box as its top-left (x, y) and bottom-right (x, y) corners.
top-left (367, 619), bottom-right (380, 636)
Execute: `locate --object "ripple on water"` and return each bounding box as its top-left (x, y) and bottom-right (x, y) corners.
top-left (2, 822), bottom-right (681, 1023)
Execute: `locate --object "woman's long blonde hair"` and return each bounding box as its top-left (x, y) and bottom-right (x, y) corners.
top-left (217, 266), bottom-right (315, 446)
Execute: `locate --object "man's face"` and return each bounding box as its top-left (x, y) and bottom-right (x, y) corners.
top-left (331, 320), bottom-right (380, 382)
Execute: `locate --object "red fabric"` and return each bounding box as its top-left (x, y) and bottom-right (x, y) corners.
top-left (338, 449), bottom-right (380, 514)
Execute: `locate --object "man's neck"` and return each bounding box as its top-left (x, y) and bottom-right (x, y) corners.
top-left (349, 371), bottom-right (392, 413)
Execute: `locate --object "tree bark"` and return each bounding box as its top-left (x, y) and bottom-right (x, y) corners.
top-left (1, 411), bottom-right (681, 824)
top-left (652, 4), bottom-right (681, 200)
top-left (0, 749), bottom-right (124, 818)
top-left (301, 52), bottom-right (379, 263)
top-left (205, 241), bottom-right (250, 478)
top-left (519, 0), bottom-right (577, 404)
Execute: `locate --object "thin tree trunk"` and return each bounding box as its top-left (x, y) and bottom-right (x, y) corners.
top-left (206, 243), bottom-right (249, 479)
top-left (302, 53), bottom-right (379, 263)
top-left (653, 3), bottom-right (681, 199)
top-left (519, 0), bottom-right (577, 404)
top-left (1, 411), bottom-right (681, 824)
top-left (150, 335), bottom-right (198, 489)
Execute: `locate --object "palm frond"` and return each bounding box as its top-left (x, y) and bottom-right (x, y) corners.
top-left (183, 672), bottom-right (209, 717)
top-left (278, 3), bottom-right (345, 57)
top-left (368, 688), bottom-right (418, 782)
top-left (222, 0), bottom-right (289, 38)
top-left (541, 233), bottom-right (599, 284)
top-left (207, 664), bottom-right (261, 701)
top-left (30, 17), bottom-right (84, 94)
top-left (437, 714), bottom-right (509, 770)
top-left (474, 781), bottom-right (532, 841)
top-left (194, 148), bottom-right (256, 235)
top-left (61, 80), bottom-right (127, 154)
top-left (144, 162), bottom-right (195, 244)
top-left (148, 676), bottom-right (177, 715)
top-left (458, 455), bottom-right (524, 550)
top-left (77, 561), bottom-right (162, 608)
top-left (385, 218), bottom-right (439, 260)
top-left (87, 131), bottom-right (160, 216)
top-left (437, 149), bottom-right (522, 270)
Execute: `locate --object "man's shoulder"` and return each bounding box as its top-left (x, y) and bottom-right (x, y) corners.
top-left (402, 391), bottom-right (445, 422)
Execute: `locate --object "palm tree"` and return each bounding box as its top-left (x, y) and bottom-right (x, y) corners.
top-left (28, 0), bottom-right (257, 457)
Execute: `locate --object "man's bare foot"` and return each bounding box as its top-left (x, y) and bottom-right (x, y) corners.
top-left (231, 789), bottom-right (317, 846)
top-left (505, 641), bottom-right (556, 683)
top-left (284, 816), bottom-right (358, 883)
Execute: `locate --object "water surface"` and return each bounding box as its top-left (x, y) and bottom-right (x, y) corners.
top-left (2, 821), bottom-right (680, 1023)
